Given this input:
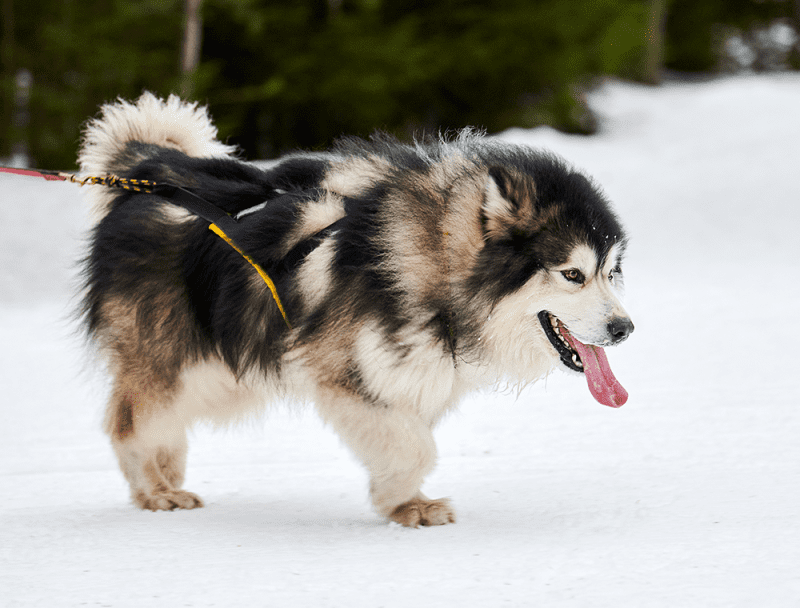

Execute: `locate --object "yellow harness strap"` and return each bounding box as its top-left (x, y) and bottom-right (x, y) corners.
top-left (208, 223), bottom-right (292, 329)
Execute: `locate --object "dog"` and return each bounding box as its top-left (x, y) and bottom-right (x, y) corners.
top-left (78, 92), bottom-right (633, 527)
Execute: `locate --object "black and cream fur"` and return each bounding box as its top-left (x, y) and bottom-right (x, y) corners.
top-left (79, 93), bottom-right (633, 526)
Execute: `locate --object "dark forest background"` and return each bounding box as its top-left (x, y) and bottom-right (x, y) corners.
top-left (2, 0), bottom-right (798, 169)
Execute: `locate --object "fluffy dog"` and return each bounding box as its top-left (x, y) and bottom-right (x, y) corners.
top-left (79, 93), bottom-right (633, 526)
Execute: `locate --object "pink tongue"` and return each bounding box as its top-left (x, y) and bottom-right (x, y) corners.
top-left (563, 330), bottom-right (628, 408)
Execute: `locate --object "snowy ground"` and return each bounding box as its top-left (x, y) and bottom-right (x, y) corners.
top-left (2, 74), bottom-right (799, 607)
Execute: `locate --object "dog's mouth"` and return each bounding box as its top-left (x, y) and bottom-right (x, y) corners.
top-left (539, 310), bottom-right (584, 373)
top-left (537, 311), bottom-right (628, 408)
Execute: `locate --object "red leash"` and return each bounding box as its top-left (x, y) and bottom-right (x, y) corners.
top-left (0, 167), bottom-right (70, 181)
top-left (0, 166), bottom-right (158, 192)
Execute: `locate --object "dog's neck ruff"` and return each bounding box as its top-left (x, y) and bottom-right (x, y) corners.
top-left (1, 167), bottom-right (293, 329)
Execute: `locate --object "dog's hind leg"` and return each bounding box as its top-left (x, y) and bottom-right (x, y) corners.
top-left (105, 376), bottom-right (203, 511)
top-left (316, 394), bottom-right (456, 527)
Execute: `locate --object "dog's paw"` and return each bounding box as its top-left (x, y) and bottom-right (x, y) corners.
top-left (389, 497), bottom-right (456, 527)
top-left (133, 489), bottom-right (204, 511)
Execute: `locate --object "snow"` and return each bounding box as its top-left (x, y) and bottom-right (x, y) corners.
top-left (2, 74), bottom-right (800, 607)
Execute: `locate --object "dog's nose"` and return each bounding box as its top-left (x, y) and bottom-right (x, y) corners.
top-left (607, 316), bottom-right (634, 344)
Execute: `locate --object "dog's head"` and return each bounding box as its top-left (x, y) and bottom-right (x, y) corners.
top-left (471, 157), bottom-right (633, 406)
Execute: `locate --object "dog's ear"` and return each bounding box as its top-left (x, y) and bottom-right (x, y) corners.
top-left (482, 166), bottom-right (536, 240)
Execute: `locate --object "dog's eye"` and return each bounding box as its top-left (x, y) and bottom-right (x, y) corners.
top-left (561, 269), bottom-right (585, 284)
top-left (608, 265), bottom-right (622, 284)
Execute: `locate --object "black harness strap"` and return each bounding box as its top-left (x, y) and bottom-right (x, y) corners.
top-left (1, 166), bottom-right (342, 330)
top-left (276, 218), bottom-right (345, 276)
top-left (151, 184), bottom-right (239, 234)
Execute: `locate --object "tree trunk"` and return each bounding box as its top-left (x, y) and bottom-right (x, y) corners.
top-left (644, 0), bottom-right (666, 85)
top-left (180, 0), bottom-right (203, 98)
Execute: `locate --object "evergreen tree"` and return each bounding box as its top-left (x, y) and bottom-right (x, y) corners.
top-left (1, 0), bottom-right (794, 168)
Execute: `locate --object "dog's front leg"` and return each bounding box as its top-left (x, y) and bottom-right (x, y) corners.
top-left (315, 394), bottom-right (456, 527)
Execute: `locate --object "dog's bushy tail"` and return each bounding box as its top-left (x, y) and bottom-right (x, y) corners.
top-left (78, 92), bottom-right (236, 222)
